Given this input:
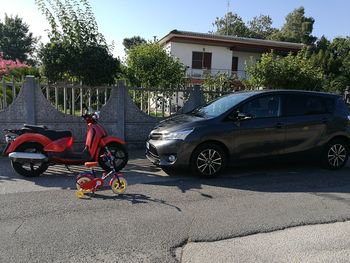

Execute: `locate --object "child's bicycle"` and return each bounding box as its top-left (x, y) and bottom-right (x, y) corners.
top-left (75, 149), bottom-right (127, 198)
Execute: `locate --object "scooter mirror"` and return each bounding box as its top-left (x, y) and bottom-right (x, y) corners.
top-left (93, 111), bottom-right (100, 120)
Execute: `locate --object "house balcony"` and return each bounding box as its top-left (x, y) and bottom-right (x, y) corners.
top-left (185, 68), bottom-right (246, 80)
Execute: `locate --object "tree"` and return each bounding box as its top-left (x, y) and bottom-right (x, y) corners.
top-left (213, 12), bottom-right (278, 40)
top-left (0, 14), bottom-right (38, 63)
top-left (270, 7), bottom-right (316, 45)
top-left (125, 43), bottom-right (185, 89)
top-left (213, 12), bottom-right (250, 37)
top-left (314, 35), bottom-right (330, 52)
top-left (123, 36), bottom-right (147, 51)
top-left (36, 0), bottom-right (120, 85)
top-left (247, 15), bottom-right (278, 39)
top-left (244, 51), bottom-right (324, 90)
top-left (318, 37), bottom-right (350, 92)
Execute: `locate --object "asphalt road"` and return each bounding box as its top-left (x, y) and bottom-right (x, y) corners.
top-left (0, 152), bottom-right (350, 262)
top-left (181, 221), bottom-right (350, 263)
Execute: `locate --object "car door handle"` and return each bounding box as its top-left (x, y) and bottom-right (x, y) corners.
top-left (275, 122), bottom-right (284, 129)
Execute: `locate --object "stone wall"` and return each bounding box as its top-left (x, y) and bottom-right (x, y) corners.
top-left (0, 77), bottom-right (205, 149)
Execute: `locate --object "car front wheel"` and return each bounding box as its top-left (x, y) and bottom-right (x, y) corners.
top-left (190, 143), bottom-right (227, 178)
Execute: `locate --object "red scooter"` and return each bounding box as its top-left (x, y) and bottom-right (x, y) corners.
top-left (3, 108), bottom-right (128, 177)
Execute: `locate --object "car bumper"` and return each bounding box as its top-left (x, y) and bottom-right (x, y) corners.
top-left (145, 139), bottom-right (194, 168)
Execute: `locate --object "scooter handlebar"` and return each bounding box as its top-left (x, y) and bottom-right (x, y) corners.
top-left (82, 113), bottom-right (99, 123)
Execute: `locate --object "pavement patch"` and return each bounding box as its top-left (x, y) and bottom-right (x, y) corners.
top-left (180, 220), bottom-right (350, 263)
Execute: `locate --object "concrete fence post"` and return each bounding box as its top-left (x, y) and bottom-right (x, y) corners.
top-left (23, 76), bottom-right (36, 125)
top-left (192, 84), bottom-right (205, 108)
top-left (179, 84), bottom-right (205, 114)
top-left (116, 80), bottom-right (126, 140)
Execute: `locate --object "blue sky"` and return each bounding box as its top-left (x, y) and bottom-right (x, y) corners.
top-left (1, 0), bottom-right (349, 58)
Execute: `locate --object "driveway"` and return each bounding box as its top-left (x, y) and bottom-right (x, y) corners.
top-left (0, 152), bottom-right (349, 262)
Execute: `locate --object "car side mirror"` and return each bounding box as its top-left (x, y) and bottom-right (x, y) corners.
top-left (229, 111), bottom-right (252, 121)
top-left (237, 112), bottom-right (252, 120)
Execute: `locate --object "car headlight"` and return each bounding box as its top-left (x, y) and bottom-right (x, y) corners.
top-left (162, 129), bottom-right (193, 140)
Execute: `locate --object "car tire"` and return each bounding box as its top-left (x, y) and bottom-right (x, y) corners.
top-left (321, 139), bottom-right (349, 170)
top-left (190, 143), bottom-right (227, 178)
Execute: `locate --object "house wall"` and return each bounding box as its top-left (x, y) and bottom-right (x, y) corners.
top-left (231, 50), bottom-right (261, 78)
top-left (169, 42), bottom-right (261, 75)
top-left (169, 42), bottom-right (232, 70)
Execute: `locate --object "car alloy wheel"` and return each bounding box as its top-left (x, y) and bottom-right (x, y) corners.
top-left (196, 149), bottom-right (222, 176)
top-left (327, 144), bottom-right (347, 168)
top-left (322, 139), bottom-right (349, 170)
top-left (191, 143), bottom-right (227, 177)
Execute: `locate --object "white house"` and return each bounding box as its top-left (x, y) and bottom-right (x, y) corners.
top-left (159, 30), bottom-right (304, 85)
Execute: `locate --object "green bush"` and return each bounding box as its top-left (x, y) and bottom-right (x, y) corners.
top-left (244, 51), bottom-right (324, 90)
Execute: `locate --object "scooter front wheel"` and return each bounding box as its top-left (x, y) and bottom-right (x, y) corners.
top-left (98, 142), bottom-right (128, 172)
top-left (111, 177), bottom-right (127, 194)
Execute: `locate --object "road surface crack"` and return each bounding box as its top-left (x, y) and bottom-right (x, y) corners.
top-left (171, 214), bottom-right (195, 262)
top-left (12, 220), bottom-right (25, 237)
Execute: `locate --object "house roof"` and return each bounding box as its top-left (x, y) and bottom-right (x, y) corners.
top-left (159, 30), bottom-right (304, 53)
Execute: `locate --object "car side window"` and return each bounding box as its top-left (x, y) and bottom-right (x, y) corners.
top-left (239, 95), bottom-right (281, 119)
top-left (285, 95), bottom-right (328, 116)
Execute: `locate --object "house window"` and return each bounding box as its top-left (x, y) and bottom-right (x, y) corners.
top-left (192, 52), bottom-right (212, 69)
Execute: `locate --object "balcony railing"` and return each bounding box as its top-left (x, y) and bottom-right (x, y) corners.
top-left (185, 68), bottom-right (246, 80)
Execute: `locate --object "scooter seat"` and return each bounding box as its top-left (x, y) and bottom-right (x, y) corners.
top-left (23, 124), bottom-right (48, 131)
top-left (43, 130), bottom-right (72, 141)
top-left (22, 126), bottom-right (72, 141)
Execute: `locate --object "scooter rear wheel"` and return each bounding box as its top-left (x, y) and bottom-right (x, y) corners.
top-left (98, 142), bottom-right (128, 172)
top-left (11, 142), bottom-right (48, 177)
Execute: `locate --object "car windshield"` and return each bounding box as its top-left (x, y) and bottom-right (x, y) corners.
top-left (189, 93), bottom-right (252, 118)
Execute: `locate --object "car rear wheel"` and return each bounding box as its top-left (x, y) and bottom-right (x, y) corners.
top-left (190, 143), bottom-right (227, 178)
top-left (321, 139), bottom-right (349, 170)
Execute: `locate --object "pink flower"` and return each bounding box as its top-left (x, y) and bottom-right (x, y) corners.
top-left (0, 53), bottom-right (30, 78)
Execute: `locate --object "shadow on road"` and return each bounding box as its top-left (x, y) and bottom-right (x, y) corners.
top-left (0, 151), bottom-right (165, 187)
top-left (86, 193), bottom-right (182, 211)
top-left (1, 151), bottom-right (350, 201)
top-left (149, 160), bottom-right (350, 197)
